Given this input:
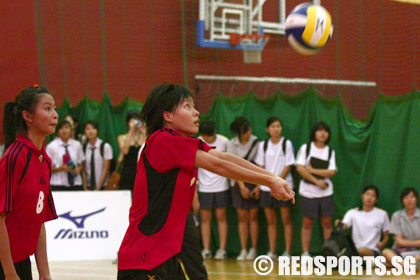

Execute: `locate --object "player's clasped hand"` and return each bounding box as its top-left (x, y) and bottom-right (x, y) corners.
top-left (270, 177), bottom-right (295, 203)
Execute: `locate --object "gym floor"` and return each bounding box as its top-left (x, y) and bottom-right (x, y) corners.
top-left (31, 259), bottom-right (418, 280)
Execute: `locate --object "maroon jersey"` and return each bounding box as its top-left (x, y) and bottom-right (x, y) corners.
top-left (118, 129), bottom-right (213, 270)
top-left (0, 135), bottom-right (57, 262)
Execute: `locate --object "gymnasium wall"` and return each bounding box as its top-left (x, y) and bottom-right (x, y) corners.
top-left (0, 0), bottom-right (419, 132)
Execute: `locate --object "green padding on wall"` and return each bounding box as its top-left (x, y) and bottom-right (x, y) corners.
top-left (52, 87), bottom-right (420, 256)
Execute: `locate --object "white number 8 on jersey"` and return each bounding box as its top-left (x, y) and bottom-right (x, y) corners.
top-left (36, 191), bottom-right (45, 214)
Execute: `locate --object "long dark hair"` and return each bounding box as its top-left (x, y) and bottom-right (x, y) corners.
top-left (3, 86), bottom-right (50, 149)
top-left (140, 83), bottom-right (193, 137)
top-left (230, 116), bottom-right (251, 140)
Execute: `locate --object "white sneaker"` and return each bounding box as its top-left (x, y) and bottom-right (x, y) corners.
top-left (214, 248), bottom-right (227, 260)
top-left (281, 251), bottom-right (291, 258)
top-left (237, 249), bottom-right (248, 261)
top-left (246, 248), bottom-right (257, 260)
top-left (201, 249), bottom-right (212, 260)
top-left (301, 251), bottom-right (310, 257)
top-left (267, 251), bottom-right (278, 260)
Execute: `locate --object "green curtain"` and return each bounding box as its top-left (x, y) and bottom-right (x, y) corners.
top-left (49, 92), bottom-right (143, 160)
top-left (199, 87), bottom-right (420, 256)
top-left (53, 87), bottom-right (420, 256)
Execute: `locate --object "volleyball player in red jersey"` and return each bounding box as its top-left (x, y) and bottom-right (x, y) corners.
top-left (0, 86), bottom-right (58, 280)
top-left (117, 84), bottom-right (295, 280)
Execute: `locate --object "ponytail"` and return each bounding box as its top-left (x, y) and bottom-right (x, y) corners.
top-left (3, 102), bottom-right (18, 149)
top-left (3, 85), bottom-right (50, 149)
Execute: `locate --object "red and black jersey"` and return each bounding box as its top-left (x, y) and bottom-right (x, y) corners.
top-left (118, 128), bottom-right (213, 270)
top-left (0, 135), bottom-right (57, 262)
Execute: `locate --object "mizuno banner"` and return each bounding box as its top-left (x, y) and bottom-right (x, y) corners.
top-left (42, 191), bottom-right (131, 261)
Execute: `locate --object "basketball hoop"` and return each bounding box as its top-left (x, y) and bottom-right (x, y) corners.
top-left (230, 34), bottom-right (270, 64)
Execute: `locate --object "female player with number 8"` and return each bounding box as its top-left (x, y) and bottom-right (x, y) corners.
top-left (0, 86), bottom-right (58, 280)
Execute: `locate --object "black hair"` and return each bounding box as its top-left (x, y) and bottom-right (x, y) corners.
top-left (310, 121), bottom-right (331, 144)
top-left (84, 120), bottom-right (99, 131)
top-left (140, 83), bottom-right (193, 137)
top-left (358, 185), bottom-right (379, 210)
top-left (266, 116), bottom-right (283, 128)
top-left (400, 187), bottom-right (419, 205)
top-left (230, 116), bottom-right (251, 140)
top-left (126, 110), bottom-right (141, 125)
top-left (199, 120), bottom-right (216, 136)
top-left (3, 85), bottom-right (50, 149)
top-left (56, 120), bottom-right (72, 133)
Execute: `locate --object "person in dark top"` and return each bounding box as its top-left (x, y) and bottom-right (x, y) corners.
top-left (0, 85), bottom-right (58, 280)
top-left (117, 110), bottom-right (146, 191)
top-left (117, 83), bottom-right (294, 280)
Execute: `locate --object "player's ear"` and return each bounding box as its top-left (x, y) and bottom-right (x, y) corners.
top-left (163, 111), bottom-right (174, 123)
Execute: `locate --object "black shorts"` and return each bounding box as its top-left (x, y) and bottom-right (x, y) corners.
top-left (231, 186), bottom-right (259, 210)
top-left (0, 258), bottom-right (32, 280)
top-left (259, 191), bottom-right (292, 208)
top-left (51, 185), bottom-right (83, 191)
top-left (198, 190), bottom-right (230, 209)
top-left (118, 256), bottom-right (186, 280)
top-left (300, 195), bottom-right (336, 218)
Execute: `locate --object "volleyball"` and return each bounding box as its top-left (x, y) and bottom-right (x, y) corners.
top-left (285, 3), bottom-right (333, 55)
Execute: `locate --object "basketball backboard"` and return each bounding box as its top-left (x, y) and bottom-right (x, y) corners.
top-left (196, 0), bottom-right (321, 50)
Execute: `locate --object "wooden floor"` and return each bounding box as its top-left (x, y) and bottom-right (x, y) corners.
top-left (31, 259), bottom-right (420, 280)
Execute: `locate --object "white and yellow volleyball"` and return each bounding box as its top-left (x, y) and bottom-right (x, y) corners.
top-left (285, 3), bottom-right (333, 55)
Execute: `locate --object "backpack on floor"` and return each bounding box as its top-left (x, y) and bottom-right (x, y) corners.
top-left (322, 222), bottom-right (359, 257)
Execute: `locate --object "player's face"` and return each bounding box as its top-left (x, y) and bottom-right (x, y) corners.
top-left (361, 189), bottom-right (377, 208)
top-left (58, 124), bottom-right (72, 141)
top-left (402, 192), bottom-right (418, 210)
top-left (166, 97), bottom-right (199, 137)
top-left (85, 124), bottom-right (98, 140)
top-left (29, 94), bottom-right (58, 137)
top-left (266, 121), bottom-right (282, 138)
top-left (315, 129), bottom-right (329, 144)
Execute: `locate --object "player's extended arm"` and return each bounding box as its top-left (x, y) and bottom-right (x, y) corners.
top-left (209, 149), bottom-right (274, 177)
top-left (195, 150), bottom-right (294, 202)
top-left (35, 224), bottom-right (52, 280)
top-left (0, 213), bottom-right (19, 280)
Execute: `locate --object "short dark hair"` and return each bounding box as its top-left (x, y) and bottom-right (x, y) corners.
top-left (363, 185), bottom-right (379, 198)
top-left (199, 120), bottom-right (216, 136)
top-left (84, 120), bottom-right (99, 131)
top-left (3, 86), bottom-right (51, 148)
top-left (310, 121), bottom-right (331, 144)
top-left (56, 119), bottom-right (72, 132)
top-left (126, 110), bottom-right (141, 125)
top-left (230, 116), bottom-right (251, 139)
top-left (358, 185), bottom-right (379, 210)
top-left (400, 187), bottom-right (419, 204)
top-left (266, 116), bottom-right (283, 128)
top-left (140, 83), bottom-right (193, 137)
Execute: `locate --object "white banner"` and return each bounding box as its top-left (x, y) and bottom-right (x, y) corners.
top-left (43, 191), bottom-right (131, 261)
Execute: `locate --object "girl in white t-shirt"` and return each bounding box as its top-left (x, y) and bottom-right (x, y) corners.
top-left (341, 185), bottom-right (390, 256)
top-left (296, 121), bottom-right (337, 256)
top-left (254, 117), bottom-right (295, 259)
top-left (197, 121), bottom-right (230, 260)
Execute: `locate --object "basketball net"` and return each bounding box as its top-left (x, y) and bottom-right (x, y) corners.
top-left (231, 34), bottom-right (269, 64)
